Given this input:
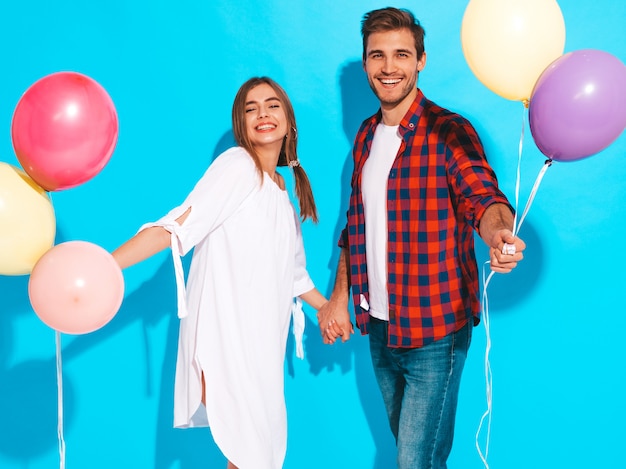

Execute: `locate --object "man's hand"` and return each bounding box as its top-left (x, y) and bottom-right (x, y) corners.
top-left (489, 229), bottom-right (525, 273)
top-left (317, 299), bottom-right (354, 344)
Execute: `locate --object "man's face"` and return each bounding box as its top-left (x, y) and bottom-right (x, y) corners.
top-left (363, 28), bottom-right (426, 110)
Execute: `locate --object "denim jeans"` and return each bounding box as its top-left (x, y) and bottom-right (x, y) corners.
top-left (368, 317), bottom-right (472, 469)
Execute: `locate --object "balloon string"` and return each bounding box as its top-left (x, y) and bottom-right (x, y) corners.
top-left (511, 103), bottom-right (552, 237)
top-left (476, 267), bottom-right (495, 468)
top-left (514, 159), bottom-right (552, 236)
top-left (476, 103), bottom-right (554, 468)
top-left (511, 104), bottom-right (526, 236)
top-left (475, 102), bottom-right (527, 468)
top-left (56, 331), bottom-right (66, 469)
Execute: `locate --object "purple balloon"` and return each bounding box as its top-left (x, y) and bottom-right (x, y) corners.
top-left (529, 49), bottom-right (626, 162)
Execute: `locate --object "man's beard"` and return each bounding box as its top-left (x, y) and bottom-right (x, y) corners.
top-left (367, 75), bottom-right (417, 107)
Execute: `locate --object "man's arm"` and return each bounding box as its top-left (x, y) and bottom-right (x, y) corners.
top-left (478, 203), bottom-right (526, 273)
top-left (317, 247), bottom-right (354, 344)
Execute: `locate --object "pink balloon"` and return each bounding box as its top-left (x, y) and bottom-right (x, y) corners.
top-left (11, 72), bottom-right (119, 191)
top-left (529, 49), bottom-right (626, 162)
top-left (28, 241), bottom-right (124, 334)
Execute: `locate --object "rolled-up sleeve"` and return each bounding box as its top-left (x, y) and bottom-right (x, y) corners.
top-left (446, 119), bottom-right (513, 230)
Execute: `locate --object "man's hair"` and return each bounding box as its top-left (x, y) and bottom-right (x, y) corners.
top-left (361, 7), bottom-right (425, 61)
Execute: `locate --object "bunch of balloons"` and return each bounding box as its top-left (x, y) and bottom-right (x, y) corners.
top-left (461, 0), bottom-right (626, 162)
top-left (0, 71), bottom-right (124, 334)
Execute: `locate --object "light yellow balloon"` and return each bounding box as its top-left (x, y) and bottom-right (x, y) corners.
top-left (461, 0), bottom-right (566, 102)
top-left (0, 162), bottom-right (56, 275)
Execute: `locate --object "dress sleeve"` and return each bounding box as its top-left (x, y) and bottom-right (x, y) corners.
top-left (292, 214), bottom-right (315, 297)
top-left (291, 213), bottom-right (315, 360)
top-left (140, 147), bottom-right (260, 255)
top-left (137, 147), bottom-right (259, 318)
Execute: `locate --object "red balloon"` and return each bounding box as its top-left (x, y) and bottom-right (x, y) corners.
top-left (11, 72), bottom-right (119, 191)
top-left (28, 241), bottom-right (124, 334)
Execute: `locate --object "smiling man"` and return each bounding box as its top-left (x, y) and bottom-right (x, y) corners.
top-left (363, 27), bottom-right (425, 123)
top-left (317, 7), bottom-right (526, 469)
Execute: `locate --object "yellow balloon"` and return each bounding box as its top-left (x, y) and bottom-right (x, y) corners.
top-left (461, 0), bottom-right (566, 102)
top-left (0, 162), bottom-right (56, 275)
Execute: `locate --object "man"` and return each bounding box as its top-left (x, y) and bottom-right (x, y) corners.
top-left (317, 7), bottom-right (525, 469)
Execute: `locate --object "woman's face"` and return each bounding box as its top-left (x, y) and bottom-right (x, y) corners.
top-left (244, 83), bottom-right (288, 151)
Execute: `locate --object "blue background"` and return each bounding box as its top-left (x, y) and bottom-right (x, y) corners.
top-left (1, 1), bottom-right (625, 468)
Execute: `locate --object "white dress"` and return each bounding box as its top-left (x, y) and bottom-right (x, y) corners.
top-left (140, 147), bottom-right (314, 469)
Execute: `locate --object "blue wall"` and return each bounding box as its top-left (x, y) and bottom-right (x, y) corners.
top-left (1, 1), bottom-right (625, 468)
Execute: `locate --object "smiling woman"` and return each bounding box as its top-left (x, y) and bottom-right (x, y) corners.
top-left (232, 77), bottom-right (319, 223)
top-left (110, 77), bottom-right (328, 469)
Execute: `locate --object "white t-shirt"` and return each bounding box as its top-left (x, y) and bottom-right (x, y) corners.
top-left (361, 123), bottom-right (402, 321)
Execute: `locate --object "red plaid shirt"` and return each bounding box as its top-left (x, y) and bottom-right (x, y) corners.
top-left (340, 90), bottom-right (513, 348)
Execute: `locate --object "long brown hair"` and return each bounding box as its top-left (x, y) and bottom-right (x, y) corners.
top-left (232, 77), bottom-right (318, 223)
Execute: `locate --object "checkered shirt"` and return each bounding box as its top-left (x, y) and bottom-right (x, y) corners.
top-left (339, 89), bottom-right (513, 348)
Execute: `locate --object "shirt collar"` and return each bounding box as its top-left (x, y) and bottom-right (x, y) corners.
top-left (399, 89), bottom-right (425, 135)
top-left (369, 88), bottom-right (425, 136)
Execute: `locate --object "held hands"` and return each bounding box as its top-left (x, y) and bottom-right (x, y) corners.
top-left (489, 229), bottom-right (526, 273)
top-left (317, 299), bottom-right (354, 345)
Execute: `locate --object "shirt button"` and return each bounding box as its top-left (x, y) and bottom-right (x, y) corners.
top-left (409, 123), bottom-right (415, 128)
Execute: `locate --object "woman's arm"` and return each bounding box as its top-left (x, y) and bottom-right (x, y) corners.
top-left (112, 209), bottom-right (191, 269)
top-left (298, 287), bottom-right (328, 311)
top-left (112, 226), bottom-right (171, 269)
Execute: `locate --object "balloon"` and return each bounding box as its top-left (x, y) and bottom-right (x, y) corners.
top-left (28, 241), bottom-right (124, 334)
top-left (529, 49), bottom-right (626, 162)
top-left (0, 162), bottom-right (56, 275)
top-left (11, 71), bottom-right (119, 191)
top-left (461, 0), bottom-right (566, 102)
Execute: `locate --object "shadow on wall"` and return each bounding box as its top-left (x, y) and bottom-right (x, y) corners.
top-left (474, 221), bottom-right (543, 313)
top-left (0, 227), bottom-right (75, 465)
top-left (296, 59), bottom-right (399, 469)
top-left (62, 255), bottom-right (225, 468)
top-left (0, 253), bottom-right (225, 467)
top-left (0, 275), bottom-right (78, 463)
top-left (338, 59), bottom-right (398, 469)
top-left (0, 171), bottom-right (224, 468)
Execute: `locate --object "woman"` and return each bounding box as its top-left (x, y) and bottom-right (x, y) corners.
top-left (113, 77), bottom-right (328, 469)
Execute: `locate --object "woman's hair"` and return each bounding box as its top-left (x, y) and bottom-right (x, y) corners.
top-left (232, 77), bottom-right (318, 223)
top-left (361, 7), bottom-right (425, 61)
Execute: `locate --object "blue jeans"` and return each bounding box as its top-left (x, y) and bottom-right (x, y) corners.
top-left (368, 317), bottom-right (472, 469)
